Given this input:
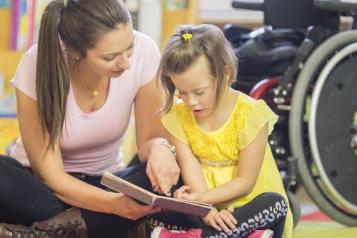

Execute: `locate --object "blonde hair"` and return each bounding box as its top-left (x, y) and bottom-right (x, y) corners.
top-left (159, 24), bottom-right (238, 113)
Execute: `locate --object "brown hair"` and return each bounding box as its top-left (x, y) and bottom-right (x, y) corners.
top-left (36, 0), bottom-right (131, 148)
top-left (158, 24), bottom-right (238, 113)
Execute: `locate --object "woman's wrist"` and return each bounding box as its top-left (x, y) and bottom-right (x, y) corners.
top-left (149, 138), bottom-right (176, 159)
top-left (105, 191), bottom-right (124, 214)
top-left (138, 137), bottom-right (176, 161)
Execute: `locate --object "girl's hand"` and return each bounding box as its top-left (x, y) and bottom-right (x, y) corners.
top-left (112, 193), bottom-right (161, 220)
top-left (174, 185), bottom-right (200, 201)
top-left (202, 208), bottom-right (237, 233)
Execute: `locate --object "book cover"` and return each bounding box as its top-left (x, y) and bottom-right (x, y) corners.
top-left (101, 172), bottom-right (213, 217)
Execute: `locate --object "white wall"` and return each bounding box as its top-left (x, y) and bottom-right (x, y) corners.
top-left (199, 0), bottom-right (263, 22)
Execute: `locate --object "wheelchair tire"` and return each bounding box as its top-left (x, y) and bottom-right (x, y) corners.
top-left (289, 30), bottom-right (357, 226)
top-left (287, 191), bottom-right (301, 228)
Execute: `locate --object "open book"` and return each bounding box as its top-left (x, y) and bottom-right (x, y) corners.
top-left (101, 172), bottom-right (213, 217)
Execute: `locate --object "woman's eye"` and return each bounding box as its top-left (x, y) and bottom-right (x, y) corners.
top-left (103, 56), bottom-right (115, 61)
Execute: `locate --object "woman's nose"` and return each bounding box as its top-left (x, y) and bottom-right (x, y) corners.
top-left (117, 52), bottom-right (130, 70)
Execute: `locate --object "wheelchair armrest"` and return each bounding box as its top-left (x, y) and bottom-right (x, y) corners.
top-left (257, 29), bottom-right (305, 45)
top-left (231, 0), bottom-right (264, 11)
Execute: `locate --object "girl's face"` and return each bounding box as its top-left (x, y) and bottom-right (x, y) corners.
top-left (169, 55), bottom-right (218, 119)
top-left (80, 23), bottom-right (135, 78)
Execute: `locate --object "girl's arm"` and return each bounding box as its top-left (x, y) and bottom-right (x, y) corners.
top-left (199, 123), bottom-right (269, 205)
top-left (134, 78), bottom-right (180, 195)
top-left (16, 89), bottom-right (154, 220)
top-left (168, 133), bottom-right (208, 194)
top-left (170, 133), bottom-right (238, 233)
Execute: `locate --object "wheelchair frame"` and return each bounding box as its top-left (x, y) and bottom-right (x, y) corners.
top-left (229, 0), bottom-right (357, 226)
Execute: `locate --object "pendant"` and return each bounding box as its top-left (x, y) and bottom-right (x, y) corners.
top-left (92, 90), bottom-right (99, 97)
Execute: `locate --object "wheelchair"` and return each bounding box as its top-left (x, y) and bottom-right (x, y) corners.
top-left (225, 0), bottom-right (357, 226)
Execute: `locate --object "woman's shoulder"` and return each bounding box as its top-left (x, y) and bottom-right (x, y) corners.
top-left (21, 44), bottom-right (38, 61)
top-left (133, 30), bottom-right (159, 51)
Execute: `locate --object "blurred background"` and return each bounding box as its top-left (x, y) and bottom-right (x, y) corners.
top-left (0, 1), bottom-right (357, 237)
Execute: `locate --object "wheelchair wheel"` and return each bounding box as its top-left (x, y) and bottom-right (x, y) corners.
top-left (289, 30), bottom-right (357, 225)
top-left (287, 191), bottom-right (301, 228)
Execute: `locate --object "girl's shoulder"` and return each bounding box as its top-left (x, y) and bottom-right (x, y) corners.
top-left (170, 98), bottom-right (192, 117)
top-left (235, 92), bottom-right (276, 126)
top-left (236, 91), bottom-right (272, 117)
top-left (236, 91), bottom-right (256, 107)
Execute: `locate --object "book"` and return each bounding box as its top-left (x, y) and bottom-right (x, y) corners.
top-left (101, 172), bottom-right (213, 217)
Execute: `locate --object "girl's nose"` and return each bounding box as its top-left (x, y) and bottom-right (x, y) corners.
top-left (187, 94), bottom-right (199, 108)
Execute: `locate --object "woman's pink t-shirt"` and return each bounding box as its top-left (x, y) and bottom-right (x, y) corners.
top-left (10, 31), bottom-right (160, 175)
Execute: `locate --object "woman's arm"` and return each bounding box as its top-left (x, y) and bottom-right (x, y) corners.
top-left (16, 89), bottom-right (154, 220)
top-left (134, 78), bottom-right (180, 195)
top-left (199, 123), bottom-right (269, 205)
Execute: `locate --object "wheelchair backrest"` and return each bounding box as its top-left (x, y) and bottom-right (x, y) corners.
top-left (263, 0), bottom-right (340, 30)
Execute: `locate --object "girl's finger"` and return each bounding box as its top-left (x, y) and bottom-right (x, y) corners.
top-left (222, 210), bottom-right (237, 225)
top-left (215, 216), bottom-right (230, 233)
top-left (177, 185), bottom-right (190, 193)
top-left (223, 216), bottom-right (236, 230)
top-left (227, 206), bottom-right (235, 213)
top-left (209, 219), bottom-right (221, 231)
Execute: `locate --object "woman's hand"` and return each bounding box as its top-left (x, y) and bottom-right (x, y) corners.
top-left (202, 208), bottom-right (237, 233)
top-left (146, 142), bottom-right (180, 196)
top-left (173, 185), bottom-right (200, 201)
top-left (112, 193), bottom-right (161, 220)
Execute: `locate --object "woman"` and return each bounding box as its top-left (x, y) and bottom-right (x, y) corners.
top-left (0, 0), bottom-right (179, 237)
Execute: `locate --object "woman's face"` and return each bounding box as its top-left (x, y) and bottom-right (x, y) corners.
top-left (169, 55), bottom-right (218, 119)
top-left (80, 23), bottom-right (135, 78)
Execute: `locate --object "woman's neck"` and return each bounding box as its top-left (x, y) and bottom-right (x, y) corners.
top-left (69, 60), bottom-right (109, 100)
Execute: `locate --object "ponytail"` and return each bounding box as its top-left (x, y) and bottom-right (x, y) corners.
top-left (36, 0), bottom-right (69, 149)
top-left (36, 0), bottom-right (132, 149)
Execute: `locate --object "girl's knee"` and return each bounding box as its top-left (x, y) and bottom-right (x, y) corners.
top-left (258, 192), bottom-right (289, 217)
top-left (259, 192), bottom-right (286, 204)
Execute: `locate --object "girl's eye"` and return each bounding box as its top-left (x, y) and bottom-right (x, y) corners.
top-left (195, 91), bottom-right (204, 95)
top-left (178, 91), bottom-right (186, 95)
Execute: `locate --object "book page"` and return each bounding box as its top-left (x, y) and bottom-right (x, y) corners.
top-left (101, 172), bottom-right (154, 205)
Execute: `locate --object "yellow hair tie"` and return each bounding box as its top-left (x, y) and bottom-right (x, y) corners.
top-left (182, 33), bottom-right (192, 42)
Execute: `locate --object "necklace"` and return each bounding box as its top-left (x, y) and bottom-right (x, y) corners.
top-left (92, 90), bottom-right (99, 97)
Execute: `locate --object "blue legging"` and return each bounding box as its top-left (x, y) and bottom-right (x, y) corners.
top-left (0, 154), bottom-right (287, 238)
top-left (0, 154), bottom-right (150, 238)
top-left (147, 192), bottom-right (288, 238)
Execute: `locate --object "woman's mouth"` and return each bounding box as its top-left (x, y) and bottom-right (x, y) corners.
top-left (112, 70), bottom-right (124, 76)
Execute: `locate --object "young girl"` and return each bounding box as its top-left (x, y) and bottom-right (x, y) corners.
top-left (151, 24), bottom-right (293, 238)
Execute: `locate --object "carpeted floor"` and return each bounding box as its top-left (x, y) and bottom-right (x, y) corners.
top-left (292, 188), bottom-right (357, 238)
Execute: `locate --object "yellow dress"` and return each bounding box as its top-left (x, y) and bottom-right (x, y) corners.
top-left (162, 92), bottom-right (293, 238)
